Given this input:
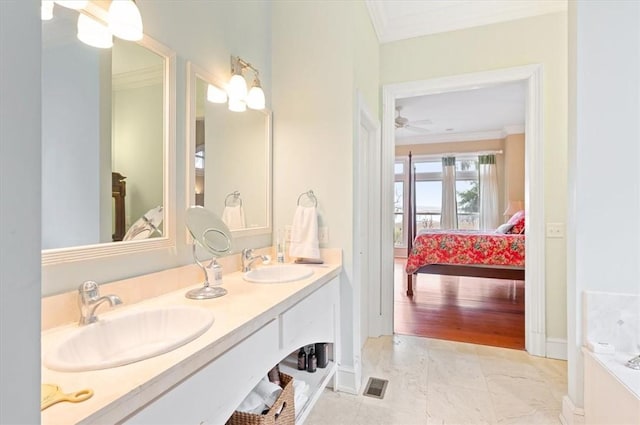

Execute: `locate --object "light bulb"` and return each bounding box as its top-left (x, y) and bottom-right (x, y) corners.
top-left (108, 0), bottom-right (143, 41)
top-left (41, 1), bottom-right (54, 20)
top-left (246, 85), bottom-right (265, 110)
top-left (55, 0), bottom-right (87, 9)
top-left (228, 98), bottom-right (247, 112)
top-left (227, 74), bottom-right (247, 100)
top-left (77, 13), bottom-right (113, 49)
top-left (207, 84), bottom-right (228, 103)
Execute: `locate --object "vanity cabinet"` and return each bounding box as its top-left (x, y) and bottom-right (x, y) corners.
top-left (125, 277), bottom-right (340, 425)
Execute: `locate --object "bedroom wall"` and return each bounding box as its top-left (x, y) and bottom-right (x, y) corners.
top-left (504, 133), bottom-right (525, 205)
top-left (381, 12), bottom-right (568, 346)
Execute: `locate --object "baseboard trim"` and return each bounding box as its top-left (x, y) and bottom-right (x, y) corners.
top-left (335, 365), bottom-right (360, 395)
top-left (546, 337), bottom-right (568, 360)
top-left (560, 395), bottom-right (585, 425)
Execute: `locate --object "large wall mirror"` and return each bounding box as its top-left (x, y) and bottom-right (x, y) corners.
top-left (41, 5), bottom-right (176, 265)
top-left (186, 62), bottom-right (271, 238)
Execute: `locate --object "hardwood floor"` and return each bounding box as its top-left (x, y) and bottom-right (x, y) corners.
top-left (393, 259), bottom-right (525, 350)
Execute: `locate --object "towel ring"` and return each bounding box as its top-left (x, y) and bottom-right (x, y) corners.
top-left (225, 191), bottom-right (242, 207)
top-left (297, 190), bottom-right (317, 207)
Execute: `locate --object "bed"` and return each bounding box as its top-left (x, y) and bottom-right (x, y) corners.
top-left (404, 152), bottom-right (525, 296)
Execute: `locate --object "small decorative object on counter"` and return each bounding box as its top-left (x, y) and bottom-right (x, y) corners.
top-left (306, 347), bottom-right (317, 373)
top-left (297, 347), bottom-right (307, 371)
top-left (267, 364), bottom-right (281, 386)
top-left (315, 342), bottom-right (329, 368)
top-left (276, 229), bottom-right (286, 263)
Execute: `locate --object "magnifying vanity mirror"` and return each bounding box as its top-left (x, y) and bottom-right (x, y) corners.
top-left (186, 62), bottom-right (272, 238)
top-left (184, 206), bottom-right (233, 300)
top-left (41, 5), bottom-right (175, 265)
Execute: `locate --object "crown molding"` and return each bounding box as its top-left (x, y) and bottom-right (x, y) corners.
top-left (113, 64), bottom-right (163, 91)
top-left (395, 125), bottom-right (524, 146)
top-left (366, 0), bottom-right (567, 43)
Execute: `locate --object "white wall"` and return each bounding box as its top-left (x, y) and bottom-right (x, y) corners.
top-left (42, 0), bottom-right (272, 295)
top-left (0, 1), bottom-right (42, 422)
top-left (567, 0), bottom-right (640, 409)
top-left (271, 0), bottom-right (379, 388)
top-left (380, 11), bottom-right (569, 344)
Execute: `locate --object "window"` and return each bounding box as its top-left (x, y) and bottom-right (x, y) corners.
top-left (394, 156), bottom-right (480, 241)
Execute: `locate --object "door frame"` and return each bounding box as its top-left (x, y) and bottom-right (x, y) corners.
top-left (377, 64), bottom-right (546, 356)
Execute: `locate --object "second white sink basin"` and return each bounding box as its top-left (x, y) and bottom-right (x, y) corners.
top-left (243, 265), bottom-right (313, 283)
top-left (44, 305), bottom-right (214, 372)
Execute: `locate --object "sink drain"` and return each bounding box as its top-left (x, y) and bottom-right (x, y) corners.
top-left (363, 377), bottom-right (388, 399)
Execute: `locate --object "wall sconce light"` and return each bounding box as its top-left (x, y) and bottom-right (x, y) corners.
top-left (207, 56), bottom-right (265, 112)
top-left (44, 1), bottom-right (143, 48)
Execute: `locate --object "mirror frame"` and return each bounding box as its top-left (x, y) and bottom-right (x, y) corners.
top-left (42, 35), bottom-right (177, 266)
top-left (186, 61), bottom-right (272, 239)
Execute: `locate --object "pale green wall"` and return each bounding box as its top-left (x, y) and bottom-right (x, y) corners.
top-left (381, 12), bottom-right (569, 342)
top-left (1, 1), bottom-right (41, 422)
top-left (271, 0), bottom-right (379, 376)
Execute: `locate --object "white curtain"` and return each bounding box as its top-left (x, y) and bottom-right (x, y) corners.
top-left (440, 156), bottom-right (458, 229)
top-left (478, 154), bottom-right (499, 230)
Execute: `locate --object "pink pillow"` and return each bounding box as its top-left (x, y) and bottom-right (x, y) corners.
top-left (507, 210), bottom-right (525, 234)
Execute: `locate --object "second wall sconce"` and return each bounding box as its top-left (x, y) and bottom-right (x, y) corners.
top-left (207, 55), bottom-right (265, 112)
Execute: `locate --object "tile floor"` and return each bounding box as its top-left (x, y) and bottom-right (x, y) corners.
top-left (305, 335), bottom-right (567, 425)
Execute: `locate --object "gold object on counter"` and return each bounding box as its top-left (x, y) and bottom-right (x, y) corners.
top-left (41, 384), bottom-right (93, 411)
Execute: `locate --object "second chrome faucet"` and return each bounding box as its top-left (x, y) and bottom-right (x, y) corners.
top-left (241, 248), bottom-right (271, 272)
top-left (78, 281), bottom-right (122, 325)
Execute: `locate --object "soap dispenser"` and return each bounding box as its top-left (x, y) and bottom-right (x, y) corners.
top-left (206, 259), bottom-right (223, 286)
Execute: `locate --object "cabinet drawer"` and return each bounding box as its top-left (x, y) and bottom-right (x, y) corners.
top-left (280, 278), bottom-right (338, 352)
top-left (125, 319), bottom-right (280, 425)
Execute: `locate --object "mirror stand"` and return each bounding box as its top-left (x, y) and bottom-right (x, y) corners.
top-left (186, 244), bottom-right (228, 300)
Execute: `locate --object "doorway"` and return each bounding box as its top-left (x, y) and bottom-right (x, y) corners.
top-left (376, 65), bottom-right (546, 356)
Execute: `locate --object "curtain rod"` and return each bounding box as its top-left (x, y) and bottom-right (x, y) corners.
top-left (409, 150), bottom-right (503, 161)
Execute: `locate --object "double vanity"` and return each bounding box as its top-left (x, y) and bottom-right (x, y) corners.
top-left (41, 250), bottom-right (341, 424)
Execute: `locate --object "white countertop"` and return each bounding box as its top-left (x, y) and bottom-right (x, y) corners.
top-left (41, 261), bottom-right (341, 425)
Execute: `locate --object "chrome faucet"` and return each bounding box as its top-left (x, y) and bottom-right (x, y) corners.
top-left (78, 281), bottom-right (122, 325)
top-left (241, 248), bottom-right (271, 272)
top-left (626, 354), bottom-right (640, 370)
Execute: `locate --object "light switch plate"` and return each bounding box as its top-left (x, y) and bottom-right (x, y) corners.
top-left (546, 222), bottom-right (564, 238)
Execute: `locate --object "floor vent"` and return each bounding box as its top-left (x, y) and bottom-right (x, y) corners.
top-left (363, 377), bottom-right (388, 399)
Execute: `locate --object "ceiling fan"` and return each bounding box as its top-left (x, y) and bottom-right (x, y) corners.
top-left (395, 106), bottom-right (432, 133)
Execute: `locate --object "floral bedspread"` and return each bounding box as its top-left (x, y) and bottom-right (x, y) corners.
top-left (405, 229), bottom-right (525, 274)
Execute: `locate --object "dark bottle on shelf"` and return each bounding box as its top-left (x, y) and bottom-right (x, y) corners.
top-left (297, 347), bottom-right (307, 370)
top-left (307, 346), bottom-right (317, 373)
top-left (315, 342), bottom-right (329, 368)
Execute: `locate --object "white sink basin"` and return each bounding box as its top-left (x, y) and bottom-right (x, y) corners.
top-left (243, 265), bottom-right (313, 283)
top-left (44, 306), bottom-right (214, 372)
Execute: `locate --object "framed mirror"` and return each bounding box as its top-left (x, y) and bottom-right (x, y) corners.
top-left (186, 62), bottom-right (272, 238)
top-left (41, 6), bottom-right (176, 265)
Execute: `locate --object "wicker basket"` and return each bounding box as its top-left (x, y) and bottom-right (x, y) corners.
top-left (227, 372), bottom-right (295, 425)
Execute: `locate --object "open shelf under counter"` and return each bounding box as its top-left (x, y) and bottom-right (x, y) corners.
top-left (278, 351), bottom-right (337, 424)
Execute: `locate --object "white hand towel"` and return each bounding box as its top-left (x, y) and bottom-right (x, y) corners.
top-left (289, 205), bottom-right (320, 260)
top-left (221, 205), bottom-right (245, 230)
top-left (237, 391), bottom-right (266, 414)
top-left (253, 379), bottom-right (282, 408)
